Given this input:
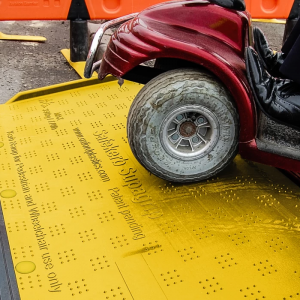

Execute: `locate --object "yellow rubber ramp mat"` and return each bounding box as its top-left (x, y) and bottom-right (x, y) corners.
top-left (0, 78), bottom-right (300, 300)
top-left (252, 19), bottom-right (286, 24)
top-left (0, 31), bottom-right (46, 42)
top-left (61, 49), bottom-right (98, 79)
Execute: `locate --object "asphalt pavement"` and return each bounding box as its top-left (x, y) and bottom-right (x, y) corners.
top-left (0, 20), bottom-right (285, 104)
top-left (0, 21), bottom-right (80, 104)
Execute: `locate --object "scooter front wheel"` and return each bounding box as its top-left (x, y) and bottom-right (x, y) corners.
top-left (127, 68), bottom-right (239, 183)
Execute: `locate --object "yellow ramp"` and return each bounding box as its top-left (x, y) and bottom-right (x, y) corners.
top-left (0, 31), bottom-right (46, 42)
top-left (61, 49), bottom-right (98, 79)
top-left (0, 78), bottom-right (300, 300)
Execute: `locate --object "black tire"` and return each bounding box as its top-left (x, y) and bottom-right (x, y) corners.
top-left (127, 69), bottom-right (239, 183)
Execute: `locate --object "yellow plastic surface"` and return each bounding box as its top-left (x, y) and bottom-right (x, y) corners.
top-left (0, 31), bottom-right (46, 42)
top-left (61, 49), bottom-right (98, 79)
top-left (252, 19), bottom-right (286, 24)
top-left (0, 79), bottom-right (300, 300)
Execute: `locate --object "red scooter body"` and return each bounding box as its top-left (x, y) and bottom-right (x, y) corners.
top-left (98, 0), bottom-right (300, 173)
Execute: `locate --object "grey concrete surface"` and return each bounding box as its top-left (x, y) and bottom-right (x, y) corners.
top-left (0, 20), bottom-right (285, 103)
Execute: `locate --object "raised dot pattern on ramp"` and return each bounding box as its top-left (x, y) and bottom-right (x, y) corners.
top-left (0, 79), bottom-right (299, 299)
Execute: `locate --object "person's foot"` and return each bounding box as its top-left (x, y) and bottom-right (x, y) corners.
top-left (253, 27), bottom-right (285, 77)
top-left (245, 47), bottom-right (300, 130)
top-left (210, 0), bottom-right (245, 11)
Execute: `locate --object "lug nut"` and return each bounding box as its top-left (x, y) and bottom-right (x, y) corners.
top-left (192, 136), bottom-right (200, 143)
top-left (197, 117), bottom-right (204, 124)
top-left (176, 114), bottom-right (183, 121)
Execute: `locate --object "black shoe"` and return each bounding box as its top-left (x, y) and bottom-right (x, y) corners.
top-left (245, 47), bottom-right (300, 130)
top-left (210, 0), bottom-right (246, 11)
top-left (253, 27), bottom-right (285, 77)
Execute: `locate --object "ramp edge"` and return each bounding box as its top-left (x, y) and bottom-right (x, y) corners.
top-left (0, 204), bottom-right (20, 300)
top-left (6, 77), bottom-right (117, 104)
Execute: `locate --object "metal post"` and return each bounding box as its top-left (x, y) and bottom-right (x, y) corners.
top-left (70, 19), bottom-right (88, 62)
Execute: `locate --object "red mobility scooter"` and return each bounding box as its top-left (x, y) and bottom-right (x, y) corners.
top-left (85, 0), bottom-right (300, 183)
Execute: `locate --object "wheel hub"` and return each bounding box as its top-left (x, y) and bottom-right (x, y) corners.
top-left (179, 121), bottom-right (197, 137)
top-left (161, 105), bottom-right (220, 160)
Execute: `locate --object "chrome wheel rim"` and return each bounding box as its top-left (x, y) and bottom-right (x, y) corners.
top-left (160, 105), bottom-right (220, 160)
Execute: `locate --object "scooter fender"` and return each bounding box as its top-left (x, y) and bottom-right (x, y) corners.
top-left (99, 2), bottom-right (256, 143)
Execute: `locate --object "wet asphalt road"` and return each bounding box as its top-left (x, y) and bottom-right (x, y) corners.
top-left (0, 20), bottom-right (80, 104)
top-left (0, 20), bottom-right (285, 104)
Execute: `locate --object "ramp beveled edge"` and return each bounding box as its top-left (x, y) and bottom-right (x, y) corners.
top-left (0, 204), bottom-right (20, 300)
top-left (6, 76), bottom-right (117, 104)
